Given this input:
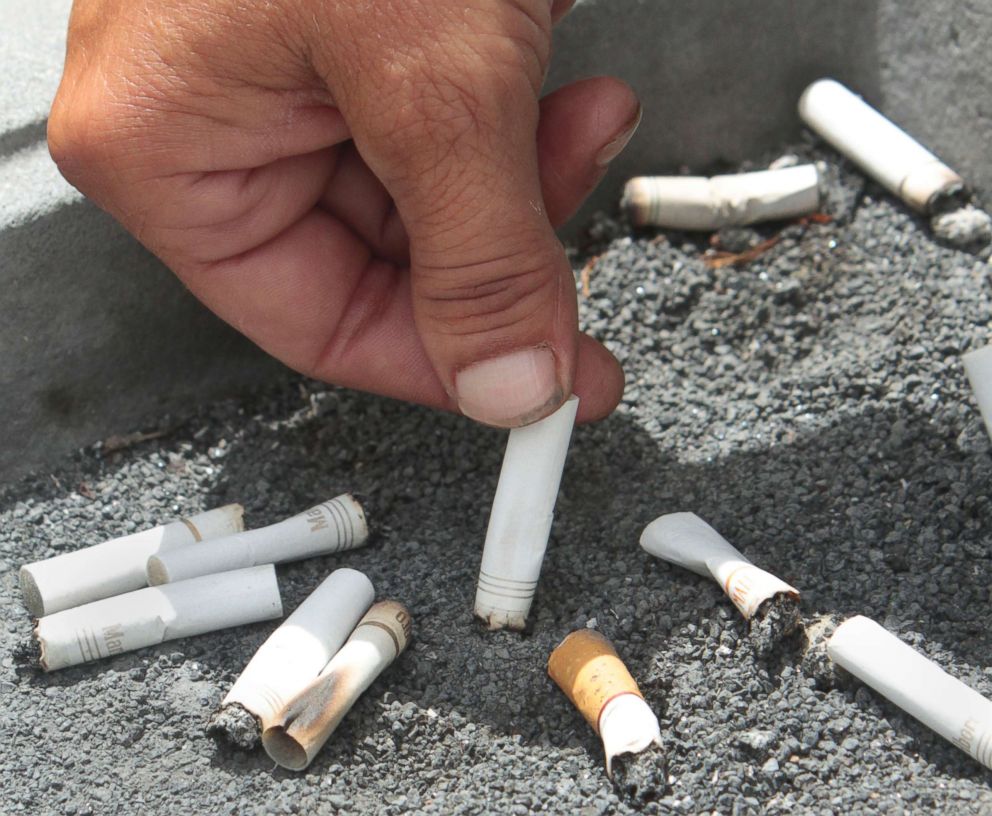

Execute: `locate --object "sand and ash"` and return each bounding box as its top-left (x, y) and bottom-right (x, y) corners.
top-left (4, 139), bottom-right (992, 812)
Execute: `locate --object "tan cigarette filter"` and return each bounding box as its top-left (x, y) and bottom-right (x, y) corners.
top-left (548, 629), bottom-right (643, 733)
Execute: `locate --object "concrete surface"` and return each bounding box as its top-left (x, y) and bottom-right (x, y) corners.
top-left (2, 0), bottom-right (992, 480)
top-left (4, 147), bottom-right (992, 813)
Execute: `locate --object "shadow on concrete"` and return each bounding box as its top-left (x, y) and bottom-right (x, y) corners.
top-left (0, 118), bottom-right (48, 159)
top-left (0, 199), bottom-right (288, 480)
top-left (140, 385), bottom-right (991, 780)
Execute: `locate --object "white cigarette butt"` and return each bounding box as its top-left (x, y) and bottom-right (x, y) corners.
top-left (34, 564), bottom-right (282, 671)
top-left (213, 567), bottom-right (374, 746)
top-left (828, 616), bottom-right (992, 769)
top-left (963, 344), bottom-right (992, 444)
top-left (147, 494), bottom-right (368, 585)
top-left (19, 504), bottom-right (244, 617)
top-left (799, 78), bottom-right (964, 213)
top-left (474, 396), bottom-right (579, 630)
top-left (262, 600), bottom-right (412, 770)
top-left (640, 513), bottom-right (798, 619)
top-left (623, 164), bottom-right (824, 230)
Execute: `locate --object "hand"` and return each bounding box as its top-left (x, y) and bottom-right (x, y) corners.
top-left (49, 0), bottom-right (638, 427)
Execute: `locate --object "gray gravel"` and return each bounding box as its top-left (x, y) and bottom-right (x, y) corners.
top-left (4, 145), bottom-right (992, 814)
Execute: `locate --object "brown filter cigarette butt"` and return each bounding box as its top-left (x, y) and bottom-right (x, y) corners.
top-left (547, 629), bottom-right (643, 733)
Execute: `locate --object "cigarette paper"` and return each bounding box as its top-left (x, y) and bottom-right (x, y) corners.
top-left (799, 78), bottom-right (964, 213)
top-left (474, 396), bottom-right (579, 631)
top-left (962, 344), bottom-right (992, 442)
top-left (262, 600), bottom-right (412, 770)
top-left (640, 512), bottom-right (798, 619)
top-left (213, 568), bottom-right (374, 746)
top-left (19, 503), bottom-right (244, 617)
top-left (147, 494), bottom-right (367, 585)
top-left (34, 564), bottom-right (282, 672)
top-left (623, 164), bottom-right (824, 230)
top-left (828, 616), bottom-right (992, 769)
top-left (548, 629), bottom-right (662, 776)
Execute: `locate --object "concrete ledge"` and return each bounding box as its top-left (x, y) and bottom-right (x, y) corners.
top-left (2, 0), bottom-right (990, 481)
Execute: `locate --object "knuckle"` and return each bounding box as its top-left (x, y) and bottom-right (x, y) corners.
top-left (47, 90), bottom-right (105, 186)
top-left (416, 245), bottom-right (562, 338)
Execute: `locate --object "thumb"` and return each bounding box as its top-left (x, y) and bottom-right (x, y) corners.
top-left (321, 3), bottom-right (577, 427)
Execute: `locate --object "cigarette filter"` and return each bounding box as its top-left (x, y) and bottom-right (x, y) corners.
top-left (474, 396), bottom-right (579, 630)
top-left (548, 629), bottom-right (662, 776)
top-left (147, 494), bottom-right (368, 585)
top-left (215, 567), bottom-right (374, 740)
top-left (35, 564), bottom-right (282, 672)
top-left (262, 600), bottom-right (412, 770)
top-left (828, 616), bottom-right (992, 769)
top-left (19, 503), bottom-right (244, 617)
top-left (962, 344), bottom-right (992, 442)
top-left (623, 164), bottom-right (823, 230)
top-left (799, 78), bottom-right (964, 213)
top-left (640, 512), bottom-right (798, 619)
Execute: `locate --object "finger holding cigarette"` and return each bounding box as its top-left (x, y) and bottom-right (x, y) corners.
top-left (548, 629), bottom-right (662, 778)
top-left (828, 616), bottom-right (992, 770)
top-left (147, 494), bottom-right (368, 585)
top-left (623, 164), bottom-right (824, 230)
top-left (262, 600), bottom-right (412, 771)
top-left (640, 512), bottom-right (799, 620)
top-left (19, 503), bottom-right (244, 617)
top-left (35, 564), bottom-right (282, 671)
top-left (210, 567), bottom-right (375, 749)
top-left (474, 396), bottom-right (578, 631)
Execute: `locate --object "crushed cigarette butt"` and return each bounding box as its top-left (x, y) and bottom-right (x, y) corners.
top-left (640, 512), bottom-right (799, 622)
top-left (211, 568), bottom-right (374, 749)
top-left (548, 629), bottom-right (663, 777)
top-left (262, 600), bottom-right (412, 770)
top-left (623, 164), bottom-right (824, 231)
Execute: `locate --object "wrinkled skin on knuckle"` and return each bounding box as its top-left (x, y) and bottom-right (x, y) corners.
top-left (333, 1), bottom-right (551, 178)
top-left (415, 243), bottom-right (563, 339)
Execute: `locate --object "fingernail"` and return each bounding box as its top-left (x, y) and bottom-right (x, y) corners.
top-left (455, 347), bottom-right (564, 428)
top-left (596, 106), bottom-right (642, 167)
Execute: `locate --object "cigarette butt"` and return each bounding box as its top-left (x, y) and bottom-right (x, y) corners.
top-left (622, 164), bottom-right (824, 230)
top-left (262, 600), bottom-right (412, 770)
top-left (962, 344), bottom-right (992, 442)
top-left (211, 567), bottom-right (374, 748)
top-left (548, 629), bottom-right (661, 776)
top-left (828, 616), bottom-right (992, 770)
top-left (474, 396), bottom-right (579, 631)
top-left (640, 513), bottom-right (799, 620)
top-left (799, 78), bottom-right (964, 213)
top-left (19, 504), bottom-right (244, 617)
top-left (147, 494), bottom-right (367, 585)
top-left (34, 564), bottom-right (282, 671)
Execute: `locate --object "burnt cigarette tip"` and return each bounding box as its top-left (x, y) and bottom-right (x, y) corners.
top-left (32, 623), bottom-right (50, 672)
top-left (208, 703), bottom-right (262, 751)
